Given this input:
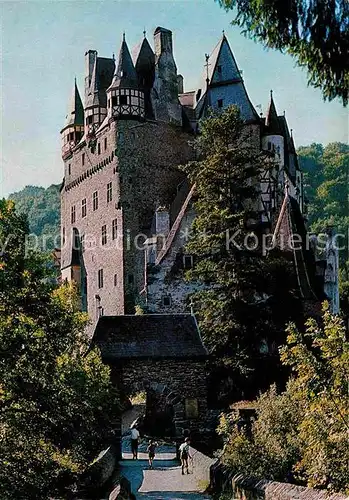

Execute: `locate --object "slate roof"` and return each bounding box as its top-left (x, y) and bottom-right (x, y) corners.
top-left (265, 92), bottom-right (283, 135)
top-left (92, 314), bottom-right (208, 360)
top-left (86, 56), bottom-right (115, 109)
top-left (195, 34), bottom-right (260, 123)
top-left (132, 37), bottom-right (155, 73)
top-left (277, 115), bottom-right (299, 181)
top-left (109, 35), bottom-right (138, 90)
top-left (63, 81), bottom-right (84, 130)
top-left (272, 195), bottom-right (319, 301)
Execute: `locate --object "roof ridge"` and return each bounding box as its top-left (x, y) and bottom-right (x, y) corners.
top-left (155, 184), bottom-right (196, 265)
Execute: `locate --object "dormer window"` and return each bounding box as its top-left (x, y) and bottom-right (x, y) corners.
top-left (217, 65), bottom-right (222, 74)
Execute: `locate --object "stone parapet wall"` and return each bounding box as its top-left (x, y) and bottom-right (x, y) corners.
top-left (210, 464), bottom-right (349, 500)
top-left (191, 447), bottom-right (217, 489)
top-left (231, 474), bottom-right (348, 500)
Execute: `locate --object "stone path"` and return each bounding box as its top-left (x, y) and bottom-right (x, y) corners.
top-left (118, 439), bottom-right (211, 499)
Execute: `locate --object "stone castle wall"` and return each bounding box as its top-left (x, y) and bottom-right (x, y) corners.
top-left (114, 358), bottom-right (209, 436)
top-left (61, 118), bottom-right (193, 319)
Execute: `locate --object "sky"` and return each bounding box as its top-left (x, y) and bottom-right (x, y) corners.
top-left (1, 0), bottom-right (348, 198)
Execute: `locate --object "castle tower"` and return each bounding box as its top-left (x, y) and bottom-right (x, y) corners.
top-left (151, 27), bottom-right (182, 125)
top-left (107, 35), bottom-right (145, 120)
top-left (60, 81), bottom-right (84, 160)
top-left (196, 34), bottom-right (260, 125)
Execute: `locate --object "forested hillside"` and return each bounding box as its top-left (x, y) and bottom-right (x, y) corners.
top-left (8, 184), bottom-right (60, 251)
top-left (297, 142), bottom-right (349, 310)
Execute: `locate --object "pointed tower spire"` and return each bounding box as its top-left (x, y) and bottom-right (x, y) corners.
top-left (107, 34), bottom-right (145, 120)
top-left (109, 35), bottom-right (138, 90)
top-left (265, 90), bottom-right (282, 135)
top-left (60, 81), bottom-right (84, 159)
top-left (64, 80), bottom-right (84, 128)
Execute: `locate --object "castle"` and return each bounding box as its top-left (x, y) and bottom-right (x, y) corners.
top-left (60, 26), bottom-right (339, 328)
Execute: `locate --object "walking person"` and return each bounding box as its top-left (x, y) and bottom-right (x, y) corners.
top-left (147, 439), bottom-right (158, 469)
top-left (130, 426), bottom-right (140, 460)
top-left (179, 437), bottom-right (192, 475)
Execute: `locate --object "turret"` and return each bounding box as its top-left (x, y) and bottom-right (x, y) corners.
top-left (107, 34), bottom-right (145, 120)
top-left (60, 81), bottom-right (84, 160)
top-left (262, 90), bottom-right (284, 169)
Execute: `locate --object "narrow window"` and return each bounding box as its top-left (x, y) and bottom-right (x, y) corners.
top-left (82, 198), bottom-right (87, 218)
top-left (68, 164), bottom-right (71, 175)
top-left (112, 219), bottom-right (117, 240)
top-left (82, 153), bottom-right (85, 166)
top-left (100, 307), bottom-right (104, 317)
top-left (217, 99), bottom-right (223, 108)
top-left (162, 295), bottom-right (172, 307)
top-left (98, 269), bottom-right (104, 288)
top-left (183, 254), bottom-right (194, 269)
top-left (101, 225), bottom-right (107, 246)
top-left (62, 227), bottom-right (66, 246)
top-left (98, 143), bottom-right (101, 155)
top-left (71, 205), bottom-right (76, 224)
top-left (107, 182), bottom-right (112, 203)
top-left (104, 137), bottom-right (107, 151)
top-left (93, 191), bottom-right (98, 211)
top-left (120, 94), bottom-right (127, 105)
top-left (87, 115), bottom-right (93, 125)
top-left (114, 274), bottom-right (118, 286)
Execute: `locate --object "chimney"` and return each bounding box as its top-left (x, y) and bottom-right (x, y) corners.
top-left (154, 27), bottom-right (173, 57)
top-left (85, 50), bottom-right (97, 96)
top-left (177, 74), bottom-right (184, 94)
top-left (155, 206), bottom-right (170, 237)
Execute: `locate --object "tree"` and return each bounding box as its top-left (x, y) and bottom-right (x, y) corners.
top-left (8, 184), bottom-right (61, 252)
top-left (298, 142), bottom-right (349, 315)
top-left (218, 304), bottom-right (349, 494)
top-left (183, 106), bottom-right (302, 402)
top-left (0, 200), bottom-right (120, 499)
top-left (217, 0), bottom-right (349, 105)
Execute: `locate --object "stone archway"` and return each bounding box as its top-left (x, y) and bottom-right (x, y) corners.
top-left (124, 380), bottom-right (186, 439)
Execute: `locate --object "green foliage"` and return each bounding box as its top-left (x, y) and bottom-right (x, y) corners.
top-left (218, 304), bottom-right (349, 494)
top-left (183, 106), bottom-right (302, 401)
top-left (217, 0), bottom-right (349, 105)
top-left (298, 142), bottom-right (349, 312)
top-left (0, 200), bottom-right (120, 499)
top-left (8, 184), bottom-right (60, 251)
